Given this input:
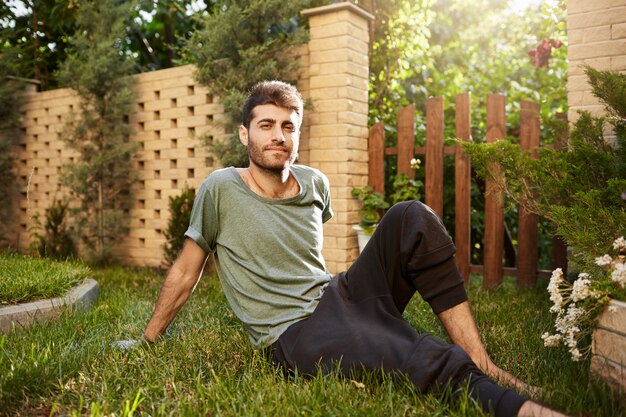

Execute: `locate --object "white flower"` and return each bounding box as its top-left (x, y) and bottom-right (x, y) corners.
top-left (570, 348), bottom-right (582, 361)
top-left (548, 268), bottom-right (565, 312)
top-left (611, 262), bottom-right (626, 286)
top-left (612, 236), bottom-right (626, 252)
top-left (571, 277), bottom-right (593, 301)
top-left (410, 158), bottom-right (421, 170)
top-left (608, 305), bottom-right (618, 313)
top-left (541, 332), bottom-right (561, 347)
top-left (595, 254), bottom-right (613, 267)
top-left (565, 305), bottom-right (584, 322)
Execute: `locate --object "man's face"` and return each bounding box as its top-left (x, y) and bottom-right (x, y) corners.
top-left (239, 104), bottom-right (301, 172)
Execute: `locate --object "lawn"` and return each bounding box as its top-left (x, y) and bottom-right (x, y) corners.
top-left (0, 262), bottom-right (623, 416)
top-left (0, 252), bottom-right (91, 305)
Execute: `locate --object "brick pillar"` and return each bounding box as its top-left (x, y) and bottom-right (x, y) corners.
top-left (567, 0), bottom-right (626, 123)
top-left (301, 3), bottom-right (373, 274)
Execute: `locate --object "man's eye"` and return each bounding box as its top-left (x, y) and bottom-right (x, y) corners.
top-left (283, 125), bottom-right (295, 132)
top-left (260, 124), bottom-right (271, 129)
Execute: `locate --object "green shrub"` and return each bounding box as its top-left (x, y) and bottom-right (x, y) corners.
top-left (31, 199), bottom-right (77, 260)
top-left (162, 187), bottom-right (195, 266)
top-left (463, 66), bottom-right (626, 267)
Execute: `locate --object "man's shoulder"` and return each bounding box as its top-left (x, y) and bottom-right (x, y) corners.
top-left (200, 167), bottom-right (236, 188)
top-left (291, 164), bottom-right (328, 182)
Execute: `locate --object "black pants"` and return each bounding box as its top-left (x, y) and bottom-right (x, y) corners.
top-left (271, 201), bottom-right (526, 416)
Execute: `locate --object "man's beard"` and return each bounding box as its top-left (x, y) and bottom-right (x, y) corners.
top-left (246, 138), bottom-right (297, 173)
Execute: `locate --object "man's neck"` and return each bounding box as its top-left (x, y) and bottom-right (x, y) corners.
top-left (238, 164), bottom-right (299, 199)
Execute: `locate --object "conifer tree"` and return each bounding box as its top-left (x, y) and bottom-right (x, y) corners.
top-left (57, 0), bottom-right (137, 264)
top-left (0, 48), bottom-right (24, 247)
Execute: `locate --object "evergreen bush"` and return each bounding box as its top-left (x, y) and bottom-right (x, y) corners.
top-left (0, 48), bottom-right (24, 247)
top-left (31, 199), bottom-right (77, 260)
top-left (57, 0), bottom-right (138, 265)
top-left (463, 66), bottom-right (626, 268)
top-left (162, 186), bottom-right (195, 266)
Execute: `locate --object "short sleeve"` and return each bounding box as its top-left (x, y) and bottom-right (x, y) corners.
top-left (184, 181), bottom-right (218, 253)
top-left (321, 173), bottom-right (333, 223)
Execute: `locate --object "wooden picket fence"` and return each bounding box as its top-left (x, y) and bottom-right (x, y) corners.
top-left (368, 93), bottom-right (567, 288)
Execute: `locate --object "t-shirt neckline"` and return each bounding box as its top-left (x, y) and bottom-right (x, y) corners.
top-left (228, 166), bottom-right (306, 204)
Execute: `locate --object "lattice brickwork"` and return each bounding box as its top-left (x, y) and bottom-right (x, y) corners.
top-left (13, 64), bottom-right (226, 266)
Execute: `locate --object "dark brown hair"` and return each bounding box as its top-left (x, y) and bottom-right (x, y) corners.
top-left (242, 80), bottom-right (303, 128)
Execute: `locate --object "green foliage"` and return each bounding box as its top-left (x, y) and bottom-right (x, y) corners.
top-left (366, 0), bottom-right (434, 127)
top-left (31, 199), bottom-right (77, 261)
top-left (57, 0), bottom-right (138, 265)
top-left (463, 67), bottom-right (626, 267)
top-left (187, 0), bottom-right (329, 167)
top-left (351, 186), bottom-right (389, 233)
top-left (162, 186), bottom-right (195, 266)
top-left (0, 251), bottom-right (90, 304)
top-left (129, 0), bottom-right (221, 71)
top-left (387, 173), bottom-right (423, 206)
top-left (0, 0), bottom-right (78, 90)
top-left (0, 47), bottom-right (24, 246)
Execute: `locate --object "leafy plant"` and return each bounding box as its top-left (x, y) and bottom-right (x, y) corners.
top-left (162, 186), bottom-right (195, 266)
top-left (57, 0), bottom-right (138, 265)
top-left (387, 159), bottom-right (423, 205)
top-left (351, 186), bottom-right (389, 234)
top-left (32, 199), bottom-right (77, 261)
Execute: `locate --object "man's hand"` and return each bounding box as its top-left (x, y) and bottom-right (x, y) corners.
top-left (111, 335), bottom-right (153, 352)
top-left (111, 339), bottom-right (143, 351)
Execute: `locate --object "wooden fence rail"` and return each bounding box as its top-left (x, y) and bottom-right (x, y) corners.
top-left (368, 93), bottom-right (566, 288)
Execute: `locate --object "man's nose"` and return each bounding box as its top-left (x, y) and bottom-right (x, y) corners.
top-left (272, 126), bottom-right (286, 143)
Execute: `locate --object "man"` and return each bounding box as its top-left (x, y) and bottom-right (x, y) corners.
top-left (142, 80), bottom-right (567, 417)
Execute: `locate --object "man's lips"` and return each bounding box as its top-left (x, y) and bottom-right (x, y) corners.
top-left (264, 146), bottom-right (289, 153)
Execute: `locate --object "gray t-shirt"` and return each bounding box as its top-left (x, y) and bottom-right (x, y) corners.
top-left (185, 165), bottom-right (334, 348)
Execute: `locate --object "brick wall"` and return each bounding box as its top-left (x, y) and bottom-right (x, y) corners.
top-left (9, 2), bottom-right (373, 272)
top-left (13, 65), bottom-right (225, 266)
top-left (568, 0), bottom-right (626, 121)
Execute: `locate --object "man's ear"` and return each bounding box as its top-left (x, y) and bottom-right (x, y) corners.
top-left (238, 125), bottom-right (249, 146)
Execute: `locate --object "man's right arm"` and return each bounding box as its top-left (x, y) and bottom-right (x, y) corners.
top-left (143, 238), bottom-right (208, 342)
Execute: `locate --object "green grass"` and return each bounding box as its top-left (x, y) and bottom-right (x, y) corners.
top-left (0, 265), bottom-right (623, 416)
top-left (0, 252), bottom-right (91, 304)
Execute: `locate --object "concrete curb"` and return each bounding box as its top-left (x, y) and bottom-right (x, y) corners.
top-left (0, 278), bottom-right (99, 334)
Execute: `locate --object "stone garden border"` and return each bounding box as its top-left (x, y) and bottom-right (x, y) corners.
top-left (0, 279), bottom-right (99, 333)
top-left (591, 299), bottom-right (626, 393)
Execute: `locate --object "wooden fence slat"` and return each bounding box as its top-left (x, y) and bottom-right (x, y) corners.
top-left (454, 93), bottom-right (471, 284)
top-left (368, 122), bottom-right (385, 194)
top-left (517, 100), bottom-right (540, 287)
top-left (397, 105), bottom-right (415, 178)
top-left (426, 97), bottom-right (444, 218)
top-left (483, 94), bottom-right (506, 288)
